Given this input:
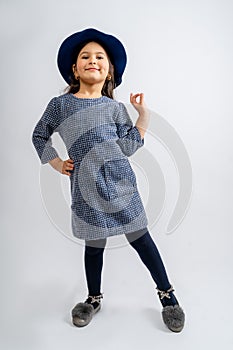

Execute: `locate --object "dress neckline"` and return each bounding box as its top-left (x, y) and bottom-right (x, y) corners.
top-left (69, 93), bottom-right (105, 101)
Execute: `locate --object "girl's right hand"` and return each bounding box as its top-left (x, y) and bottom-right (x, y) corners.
top-left (62, 158), bottom-right (74, 176)
top-left (49, 157), bottom-right (74, 176)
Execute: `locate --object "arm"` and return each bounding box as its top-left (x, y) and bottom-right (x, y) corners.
top-left (32, 97), bottom-right (74, 176)
top-left (32, 97), bottom-right (59, 164)
top-left (130, 93), bottom-right (150, 140)
top-left (115, 102), bottom-right (146, 157)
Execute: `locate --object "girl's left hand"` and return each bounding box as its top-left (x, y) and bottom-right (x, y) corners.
top-left (130, 93), bottom-right (147, 115)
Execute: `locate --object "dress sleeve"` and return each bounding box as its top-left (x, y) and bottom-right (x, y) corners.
top-left (115, 102), bottom-right (144, 157)
top-left (32, 97), bottom-right (60, 164)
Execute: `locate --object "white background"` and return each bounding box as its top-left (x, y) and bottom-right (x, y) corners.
top-left (1, 0), bottom-right (233, 349)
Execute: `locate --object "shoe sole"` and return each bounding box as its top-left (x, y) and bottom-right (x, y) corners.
top-left (166, 325), bottom-right (184, 333)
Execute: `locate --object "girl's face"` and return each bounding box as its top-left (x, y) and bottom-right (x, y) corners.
top-left (72, 41), bottom-right (110, 86)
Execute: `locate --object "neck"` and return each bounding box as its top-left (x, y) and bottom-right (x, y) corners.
top-left (75, 82), bottom-right (103, 98)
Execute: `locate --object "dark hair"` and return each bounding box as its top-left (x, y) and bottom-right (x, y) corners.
top-left (64, 41), bottom-right (115, 99)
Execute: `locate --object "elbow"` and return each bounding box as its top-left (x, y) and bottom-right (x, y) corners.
top-left (31, 127), bottom-right (39, 145)
top-left (31, 131), bottom-right (37, 150)
top-left (31, 132), bottom-right (36, 147)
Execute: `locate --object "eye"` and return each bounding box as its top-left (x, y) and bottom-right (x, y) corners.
top-left (97, 56), bottom-right (104, 60)
top-left (81, 56), bottom-right (89, 59)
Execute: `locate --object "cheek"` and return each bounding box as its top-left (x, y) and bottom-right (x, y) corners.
top-left (102, 61), bottom-right (110, 71)
top-left (76, 60), bottom-right (84, 71)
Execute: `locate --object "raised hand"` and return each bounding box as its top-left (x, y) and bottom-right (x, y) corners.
top-left (130, 93), bottom-right (150, 140)
top-left (130, 93), bottom-right (147, 115)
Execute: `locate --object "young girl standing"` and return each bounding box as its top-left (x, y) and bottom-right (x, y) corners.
top-left (32, 28), bottom-right (185, 332)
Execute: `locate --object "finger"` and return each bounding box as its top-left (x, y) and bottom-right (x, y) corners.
top-left (134, 94), bottom-right (142, 103)
top-left (135, 93), bottom-right (144, 105)
top-left (62, 163), bottom-right (71, 173)
top-left (65, 161), bottom-right (74, 168)
top-left (132, 93), bottom-right (141, 100)
top-left (131, 93), bottom-right (141, 98)
top-left (131, 94), bottom-right (139, 104)
top-left (140, 93), bottom-right (144, 104)
top-left (64, 167), bottom-right (72, 172)
top-left (63, 170), bottom-right (71, 176)
top-left (66, 161), bottom-right (74, 167)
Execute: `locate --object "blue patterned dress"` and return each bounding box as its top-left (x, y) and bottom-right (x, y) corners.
top-left (32, 93), bottom-right (148, 240)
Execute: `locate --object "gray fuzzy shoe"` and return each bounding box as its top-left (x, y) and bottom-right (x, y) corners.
top-left (157, 286), bottom-right (185, 333)
top-left (162, 304), bottom-right (185, 332)
top-left (72, 294), bottom-right (103, 327)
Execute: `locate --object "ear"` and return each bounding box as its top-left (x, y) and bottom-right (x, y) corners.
top-left (72, 64), bottom-right (76, 73)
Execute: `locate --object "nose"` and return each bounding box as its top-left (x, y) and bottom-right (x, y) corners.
top-left (88, 55), bottom-right (97, 65)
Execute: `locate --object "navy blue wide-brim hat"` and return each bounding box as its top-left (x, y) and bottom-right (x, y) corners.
top-left (57, 28), bottom-right (127, 88)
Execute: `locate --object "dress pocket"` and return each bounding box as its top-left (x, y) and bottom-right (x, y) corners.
top-left (103, 158), bottom-right (137, 200)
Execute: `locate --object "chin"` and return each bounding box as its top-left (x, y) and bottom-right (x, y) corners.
top-left (82, 78), bottom-right (106, 85)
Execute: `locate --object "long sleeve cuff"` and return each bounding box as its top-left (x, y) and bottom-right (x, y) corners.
top-left (116, 125), bottom-right (144, 157)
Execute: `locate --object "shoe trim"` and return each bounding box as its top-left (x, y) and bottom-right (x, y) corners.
top-left (156, 286), bottom-right (174, 300)
top-left (85, 293), bottom-right (103, 304)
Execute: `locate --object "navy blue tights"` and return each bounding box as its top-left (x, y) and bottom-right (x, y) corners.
top-left (84, 230), bottom-right (178, 306)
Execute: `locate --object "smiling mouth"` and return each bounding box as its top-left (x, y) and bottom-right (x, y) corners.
top-left (86, 68), bottom-right (100, 71)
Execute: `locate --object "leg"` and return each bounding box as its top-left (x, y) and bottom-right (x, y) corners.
top-left (126, 230), bottom-right (178, 306)
top-left (84, 238), bottom-right (107, 296)
top-left (126, 230), bottom-right (185, 333)
top-left (72, 238), bottom-right (106, 328)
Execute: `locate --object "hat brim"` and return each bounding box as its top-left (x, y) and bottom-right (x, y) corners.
top-left (57, 28), bottom-right (127, 88)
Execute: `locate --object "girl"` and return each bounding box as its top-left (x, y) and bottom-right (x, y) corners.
top-left (32, 28), bottom-right (185, 332)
